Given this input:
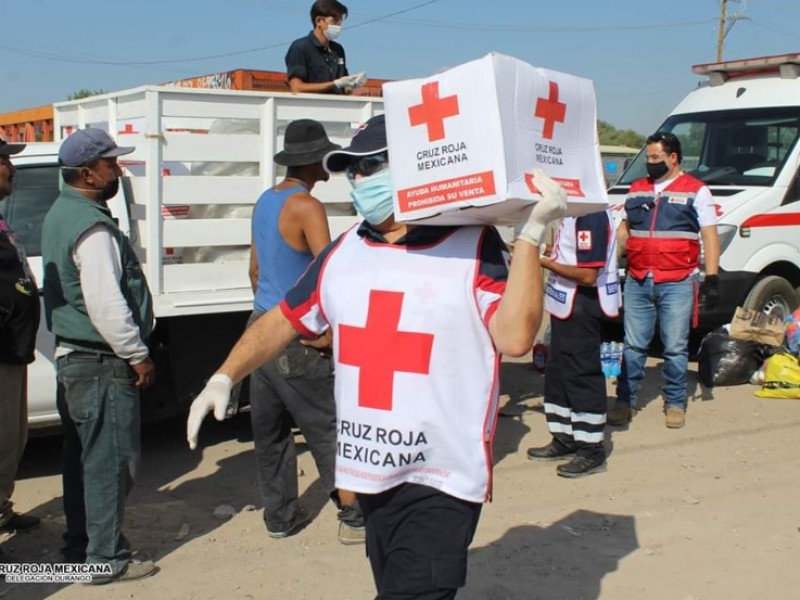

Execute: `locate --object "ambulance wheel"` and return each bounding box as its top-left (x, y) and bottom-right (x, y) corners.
top-left (743, 276), bottom-right (798, 321)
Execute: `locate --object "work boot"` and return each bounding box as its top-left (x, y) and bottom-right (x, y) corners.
top-left (337, 503), bottom-right (365, 546)
top-left (607, 404), bottom-right (634, 426)
top-left (665, 406), bottom-right (686, 429)
top-left (556, 455), bottom-right (607, 478)
top-left (265, 508), bottom-right (310, 539)
top-left (84, 560), bottom-right (158, 585)
top-left (0, 512), bottom-right (40, 532)
top-left (527, 439), bottom-right (576, 461)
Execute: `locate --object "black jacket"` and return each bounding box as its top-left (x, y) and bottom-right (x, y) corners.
top-left (0, 214), bottom-right (40, 364)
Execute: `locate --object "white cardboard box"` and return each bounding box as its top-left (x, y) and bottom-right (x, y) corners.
top-left (383, 53), bottom-right (608, 226)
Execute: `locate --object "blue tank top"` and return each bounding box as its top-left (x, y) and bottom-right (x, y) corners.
top-left (252, 185), bottom-right (313, 312)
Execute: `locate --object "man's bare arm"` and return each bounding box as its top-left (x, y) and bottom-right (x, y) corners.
top-left (489, 240), bottom-right (544, 357)
top-left (541, 256), bottom-right (599, 286)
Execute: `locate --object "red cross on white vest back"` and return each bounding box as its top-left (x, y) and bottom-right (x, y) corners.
top-left (534, 81), bottom-right (566, 140)
top-left (408, 81), bottom-right (460, 142)
top-left (338, 290), bottom-right (434, 411)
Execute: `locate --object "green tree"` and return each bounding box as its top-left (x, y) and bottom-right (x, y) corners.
top-left (597, 120), bottom-right (645, 148)
top-left (67, 88), bottom-right (106, 101)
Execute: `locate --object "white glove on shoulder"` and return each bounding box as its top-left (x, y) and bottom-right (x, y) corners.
top-left (518, 169), bottom-right (568, 247)
top-left (187, 373), bottom-right (233, 450)
top-left (334, 74), bottom-right (359, 90)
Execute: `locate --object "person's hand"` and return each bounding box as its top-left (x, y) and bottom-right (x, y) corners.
top-left (334, 75), bottom-right (359, 90)
top-left (518, 169), bottom-right (568, 247)
top-left (352, 72), bottom-right (367, 88)
top-left (187, 374), bottom-right (232, 450)
top-left (131, 357), bottom-right (156, 389)
top-left (300, 328), bottom-right (333, 351)
top-left (700, 274), bottom-right (720, 309)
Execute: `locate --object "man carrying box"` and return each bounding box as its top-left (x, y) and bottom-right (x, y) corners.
top-left (186, 114), bottom-right (567, 599)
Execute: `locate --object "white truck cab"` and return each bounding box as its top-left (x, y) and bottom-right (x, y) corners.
top-left (609, 52), bottom-right (800, 327)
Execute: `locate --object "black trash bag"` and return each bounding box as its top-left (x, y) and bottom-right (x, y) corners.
top-left (697, 327), bottom-right (768, 388)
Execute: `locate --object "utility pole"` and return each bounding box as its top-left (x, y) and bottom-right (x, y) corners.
top-left (716, 0), bottom-right (728, 62)
top-left (716, 0), bottom-right (750, 62)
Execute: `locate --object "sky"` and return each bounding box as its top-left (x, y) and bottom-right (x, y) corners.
top-left (1, 0), bottom-right (798, 134)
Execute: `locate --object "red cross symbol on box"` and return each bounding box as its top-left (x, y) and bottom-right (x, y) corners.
top-left (338, 290), bottom-right (434, 411)
top-left (579, 231), bottom-right (589, 243)
top-left (408, 81), bottom-right (460, 142)
top-left (534, 81), bottom-right (567, 140)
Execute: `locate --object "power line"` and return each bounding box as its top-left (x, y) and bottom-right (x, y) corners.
top-left (0, 5), bottom-right (717, 69)
top-left (0, 0), bottom-right (444, 67)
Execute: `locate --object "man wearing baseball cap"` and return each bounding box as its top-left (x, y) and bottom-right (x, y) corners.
top-left (41, 128), bottom-right (157, 583)
top-left (0, 138), bottom-right (42, 559)
top-left (187, 113), bottom-right (568, 598)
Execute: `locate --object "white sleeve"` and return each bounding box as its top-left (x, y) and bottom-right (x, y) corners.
top-left (74, 224), bottom-right (149, 363)
top-left (694, 186), bottom-right (717, 227)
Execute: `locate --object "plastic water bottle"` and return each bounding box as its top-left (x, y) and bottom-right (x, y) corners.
top-left (610, 342), bottom-right (623, 378)
top-left (532, 340), bottom-right (548, 373)
top-left (600, 342), bottom-right (612, 378)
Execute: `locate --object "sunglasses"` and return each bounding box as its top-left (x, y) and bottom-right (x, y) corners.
top-left (346, 153), bottom-right (387, 178)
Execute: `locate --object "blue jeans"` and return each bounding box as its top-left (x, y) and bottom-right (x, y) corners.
top-left (56, 352), bottom-right (141, 575)
top-left (617, 274), bottom-right (696, 410)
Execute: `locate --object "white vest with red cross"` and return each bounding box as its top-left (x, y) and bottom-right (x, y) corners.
top-left (625, 173), bottom-right (704, 283)
top-left (318, 226), bottom-right (500, 503)
top-left (545, 211), bottom-right (621, 319)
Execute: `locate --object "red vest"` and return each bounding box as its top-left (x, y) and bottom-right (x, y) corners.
top-left (625, 174), bottom-right (704, 283)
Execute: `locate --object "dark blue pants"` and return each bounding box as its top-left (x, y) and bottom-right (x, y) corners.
top-left (247, 311), bottom-right (337, 529)
top-left (56, 352), bottom-right (140, 575)
top-left (359, 484), bottom-right (482, 600)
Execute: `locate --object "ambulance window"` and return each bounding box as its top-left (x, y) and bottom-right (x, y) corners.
top-left (618, 108), bottom-right (800, 187)
top-left (0, 165), bottom-right (60, 257)
top-left (785, 171), bottom-right (800, 206)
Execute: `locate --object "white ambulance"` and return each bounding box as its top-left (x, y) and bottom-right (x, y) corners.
top-left (609, 52), bottom-right (800, 327)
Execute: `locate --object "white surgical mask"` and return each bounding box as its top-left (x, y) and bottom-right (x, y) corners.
top-left (325, 24), bottom-right (342, 41)
top-left (350, 169), bottom-right (394, 225)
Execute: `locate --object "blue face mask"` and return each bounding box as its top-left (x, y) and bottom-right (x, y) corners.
top-left (350, 168), bottom-right (394, 225)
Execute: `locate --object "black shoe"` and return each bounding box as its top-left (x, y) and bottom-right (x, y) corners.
top-left (527, 441), bottom-right (576, 461)
top-left (61, 547), bottom-right (87, 563)
top-left (265, 509), bottom-right (310, 539)
top-left (556, 455), bottom-right (607, 478)
top-left (0, 513), bottom-right (40, 532)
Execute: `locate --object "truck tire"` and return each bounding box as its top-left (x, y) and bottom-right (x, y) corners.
top-left (743, 275), bottom-right (798, 321)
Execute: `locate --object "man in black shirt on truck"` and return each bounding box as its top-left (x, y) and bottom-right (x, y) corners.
top-left (285, 0), bottom-right (366, 94)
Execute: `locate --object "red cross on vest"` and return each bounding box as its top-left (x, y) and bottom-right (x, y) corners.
top-left (408, 81), bottom-right (460, 142)
top-left (534, 81), bottom-right (566, 140)
top-left (338, 290), bottom-right (434, 411)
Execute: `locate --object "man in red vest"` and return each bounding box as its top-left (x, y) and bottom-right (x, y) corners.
top-left (609, 132), bottom-right (720, 429)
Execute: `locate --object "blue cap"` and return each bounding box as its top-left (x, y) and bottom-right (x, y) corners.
top-left (323, 114), bottom-right (387, 173)
top-left (58, 128), bottom-right (135, 167)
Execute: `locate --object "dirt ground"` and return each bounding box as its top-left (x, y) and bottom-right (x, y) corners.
top-left (2, 353), bottom-right (800, 600)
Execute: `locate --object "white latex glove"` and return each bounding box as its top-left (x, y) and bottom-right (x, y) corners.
top-left (187, 374), bottom-right (232, 450)
top-left (334, 74), bottom-right (359, 90)
top-left (352, 71), bottom-right (367, 88)
top-left (518, 169), bottom-right (568, 247)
